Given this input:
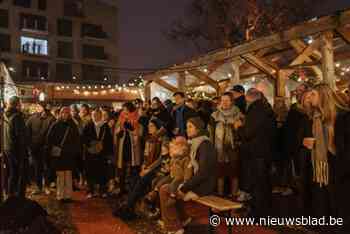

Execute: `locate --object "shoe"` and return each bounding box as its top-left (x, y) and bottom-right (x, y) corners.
top-left (50, 182), bottom-right (56, 188)
top-left (86, 193), bottom-right (93, 199)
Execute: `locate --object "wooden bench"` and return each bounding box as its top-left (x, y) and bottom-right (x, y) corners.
top-left (193, 195), bottom-right (243, 234)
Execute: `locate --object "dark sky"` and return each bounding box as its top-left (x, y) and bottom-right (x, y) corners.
top-left (118, 0), bottom-right (350, 80)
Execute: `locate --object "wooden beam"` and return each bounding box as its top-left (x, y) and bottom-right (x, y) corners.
top-left (188, 70), bottom-right (219, 92)
top-left (290, 39), bottom-right (322, 61)
top-left (290, 38), bottom-right (321, 66)
top-left (144, 81), bottom-right (151, 101)
top-left (207, 61), bottom-right (226, 74)
top-left (289, 39), bottom-right (323, 79)
top-left (229, 60), bottom-right (240, 87)
top-left (276, 70), bottom-right (287, 97)
top-left (241, 53), bottom-right (277, 78)
top-left (321, 31), bottom-right (336, 89)
top-left (177, 72), bottom-right (186, 92)
top-left (337, 26), bottom-right (350, 44)
top-left (153, 78), bottom-right (178, 93)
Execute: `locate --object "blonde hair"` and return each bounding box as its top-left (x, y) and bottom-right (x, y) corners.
top-left (169, 136), bottom-right (190, 157)
top-left (313, 83), bottom-right (349, 126)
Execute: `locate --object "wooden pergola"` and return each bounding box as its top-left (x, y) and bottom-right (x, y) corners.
top-left (143, 9), bottom-right (350, 102)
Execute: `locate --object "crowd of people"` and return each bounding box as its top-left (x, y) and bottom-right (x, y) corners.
top-left (2, 82), bottom-right (350, 234)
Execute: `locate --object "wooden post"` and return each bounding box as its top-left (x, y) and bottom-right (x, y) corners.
top-left (144, 81), bottom-right (151, 101)
top-left (275, 70), bottom-right (289, 125)
top-left (321, 31), bottom-right (336, 90)
top-left (276, 70), bottom-right (286, 97)
top-left (230, 59), bottom-right (240, 88)
top-left (178, 72), bottom-right (186, 92)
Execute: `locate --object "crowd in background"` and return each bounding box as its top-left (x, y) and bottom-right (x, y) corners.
top-left (2, 82), bottom-right (350, 234)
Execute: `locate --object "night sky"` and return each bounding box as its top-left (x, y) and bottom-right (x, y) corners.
top-left (118, 0), bottom-right (350, 80)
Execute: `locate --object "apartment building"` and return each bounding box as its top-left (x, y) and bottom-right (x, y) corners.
top-left (0, 0), bottom-right (118, 85)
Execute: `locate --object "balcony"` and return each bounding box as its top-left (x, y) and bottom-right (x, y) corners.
top-left (82, 45), bottom-right (108, 60)
top-left (20, 14), bottom-right (48, 35)
top-left (21, 60), bottom-right (49, 81)
top-left (81, 23), bottom-right (107, 40)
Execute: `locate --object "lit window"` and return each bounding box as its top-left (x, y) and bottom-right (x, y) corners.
top-left (21, 36), bottom-right (48, 55)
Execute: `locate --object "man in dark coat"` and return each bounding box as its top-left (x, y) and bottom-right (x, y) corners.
top-left (172, 92), bottom-right (197, 136)
top-left (231, 85), bottom-right (247, 114)
top-left (26, 102), bottom-right (56, 194)
top-left (3, 96), bottom-right (28, 198)
top-left (235, 88), bottom-right (276, 218)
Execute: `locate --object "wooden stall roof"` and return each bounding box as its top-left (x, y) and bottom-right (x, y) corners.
top-left (143, 9), bottom-right (350, 95)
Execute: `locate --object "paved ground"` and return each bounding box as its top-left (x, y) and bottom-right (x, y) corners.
top-left (32, 190), bottom-right (315, 234)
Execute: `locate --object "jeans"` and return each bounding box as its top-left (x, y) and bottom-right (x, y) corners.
top-left (5, 155), bottom-right (26, 197)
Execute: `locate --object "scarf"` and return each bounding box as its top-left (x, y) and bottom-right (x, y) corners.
top-left (94, 121), bottom-right (104, 138)
top-left (211, 106), bottom-right (240, 162)
top-left (312, 110), bottom-right (335, 187)
top-left (189, 135), bottom-right (210, 174)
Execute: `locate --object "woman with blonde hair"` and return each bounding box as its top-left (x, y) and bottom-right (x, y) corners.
top-left (304, 83), bottom-right (349, 220)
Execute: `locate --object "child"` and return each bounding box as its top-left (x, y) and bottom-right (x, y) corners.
top-left (168, 136), bottom-right (192, 197)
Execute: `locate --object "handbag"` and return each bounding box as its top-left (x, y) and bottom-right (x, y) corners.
top-left (87, 128), bottom-right (105, 155)
top-left (51, 127), bottom-right (70, 157)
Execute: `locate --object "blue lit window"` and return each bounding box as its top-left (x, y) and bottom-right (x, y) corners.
top-left (21, 36), bottom-right (48, 55)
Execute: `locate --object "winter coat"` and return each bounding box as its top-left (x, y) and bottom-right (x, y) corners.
top-left (82, 121), bottom-right (114, 159)
top-left (283, 103), bottom-right (307, 160)
top-left (238, 99), bottom-right (277, 161)
top-left (47, 119), bottom-right (81, 171)
top-left (335, 111), bottom-right (350, 219)
top-left (209, 106), bottom-right (241, 163)
top-left (115, 115), bottom-right (142, 169)
top-left (3, 108), bottom-right (28, 161)
top-left (172, 104), bottom-right (198, 136)
top-left (26, 111), bottom-right (56, 151)
top-left (180, 140), bottom-right (217, 196)
top-left (234, 95), bottom-right (247, 114)
top-left (143, 130), bottom-right (168, 167)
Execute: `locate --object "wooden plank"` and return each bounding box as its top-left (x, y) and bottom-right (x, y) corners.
top-left (290, 38), bottom-right (321, 66)
top-left (337, 26), bottom-right (350, 44)
top-left (153, 78), bottom-right (178, 93)
top-left (194, 196), bottom-right (243, 212)
top-left (289, 40), bottom-right (323, 79)
top-left (321, 31), bottom-right (336, 89)
top-left (188, 70), bottom-right (219, 91)
top-left (241, 53), bottom-right (277, 78)
top-left (290, 39), bottom-right (322, 61)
